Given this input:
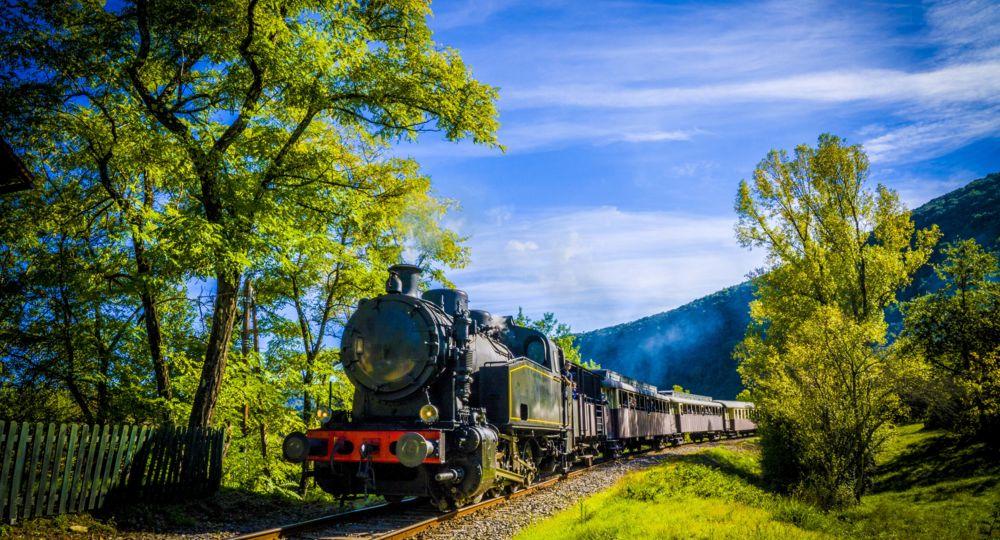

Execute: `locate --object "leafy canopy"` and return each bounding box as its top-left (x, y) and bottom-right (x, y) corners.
top-left (734, 134), bottom-right (938, 506)
top-left (901, 239), bottom-right (1000, 439)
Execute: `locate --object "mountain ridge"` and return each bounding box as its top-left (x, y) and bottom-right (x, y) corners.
top-left (576, 172), bottom-right (1000, 399)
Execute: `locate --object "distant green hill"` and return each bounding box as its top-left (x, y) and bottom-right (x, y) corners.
top-left (576, 173), bottom-right (1000, 399)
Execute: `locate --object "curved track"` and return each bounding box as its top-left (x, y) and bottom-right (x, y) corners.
top-left (227, 436), bottom-right (750, 540)
top-left (229, 467), bottom-right (581, 540)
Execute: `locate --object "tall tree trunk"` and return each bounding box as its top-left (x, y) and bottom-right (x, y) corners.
top-left (62, 303), bottom-right (95, 425)
top-left (241, 279), bottom-right (252, 357)
top-left (260, 421), bottom-right (271, 477)
top-left (188, 271), bottom-right (241, 428)
top-left (140, 290), bottom-right (171, 401)
top-left (134, 239), bottom-right (172, 406)
top-left (94, 306), bottom-right (111, 424)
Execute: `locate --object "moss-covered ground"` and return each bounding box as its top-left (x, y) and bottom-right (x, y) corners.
top-left (516, 424), bottom-right (999, 539)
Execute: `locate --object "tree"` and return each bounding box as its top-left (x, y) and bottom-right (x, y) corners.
top-left (1, 0), bottom-right (499, 428)
top-left (513, 309), bottom-right (598, 369)
top-left (901, 239), bottom-right (1000, 440)
top-left (734, 134), bottom-right (939, 506)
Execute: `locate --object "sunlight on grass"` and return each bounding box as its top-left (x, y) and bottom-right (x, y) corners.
top-left (516, 427), bottom-right (1000, 540)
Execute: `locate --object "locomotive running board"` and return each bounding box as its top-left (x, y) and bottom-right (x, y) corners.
top-left (494, 467), bottom-right (527, 484)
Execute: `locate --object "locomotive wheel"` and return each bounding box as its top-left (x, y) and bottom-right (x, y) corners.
top-left (520, 444), bottom-right (536, 485)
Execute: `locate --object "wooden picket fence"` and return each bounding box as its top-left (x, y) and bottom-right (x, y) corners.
top-left (0, 421), bottom-right (226, 524)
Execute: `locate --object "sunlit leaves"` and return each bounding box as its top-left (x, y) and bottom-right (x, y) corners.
top-left (734, 135), bottom-right (939, 506)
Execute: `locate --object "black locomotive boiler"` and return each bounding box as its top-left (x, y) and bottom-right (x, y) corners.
top-left (282, 264), bottom-right (756, 509)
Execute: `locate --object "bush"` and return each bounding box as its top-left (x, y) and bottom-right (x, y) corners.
top-left (758, 415), bottom-right (805, 492)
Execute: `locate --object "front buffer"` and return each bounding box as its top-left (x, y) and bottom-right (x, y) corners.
top-left (283, 424), bottom-right (498, 509)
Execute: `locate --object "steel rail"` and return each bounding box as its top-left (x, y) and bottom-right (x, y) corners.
top-left (374, 468), bottom-right (592, 540)
top-left (227, 498), bottom-right (421, 540)
top-left (227, 438), bottom-right (740, 540)
top-left (226, 464), bottom-right (586, 540)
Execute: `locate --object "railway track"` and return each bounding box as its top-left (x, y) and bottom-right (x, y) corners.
top-left (229, 468), bottom-right (580, 540)
top-left (229, 438), bottom-right (740, 540)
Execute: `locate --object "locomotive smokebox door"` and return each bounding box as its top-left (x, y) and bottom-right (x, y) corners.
top-left (340, 295), bottom-right (445, 401)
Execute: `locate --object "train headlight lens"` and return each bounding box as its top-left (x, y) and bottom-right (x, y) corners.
top-left (316, 406), bottom-right (332, 420)
top-left (419, 404), bottom-right (439, 423)
top-left (282, 432), bottom-right (310, 463)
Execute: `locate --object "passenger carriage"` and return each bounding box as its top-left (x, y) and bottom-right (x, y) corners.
top-left (715, 400), bottom-right (757, 436)
top-left (659, 390), bottom-right (725, 441)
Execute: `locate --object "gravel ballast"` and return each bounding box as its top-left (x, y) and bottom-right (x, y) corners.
top-left (410, 438), bottom-right (748, 540)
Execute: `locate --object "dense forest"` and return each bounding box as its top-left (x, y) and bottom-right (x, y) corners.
top-left (0, 0), bottom-right (499, 494)
top-left (577, 172), bottom-right (1000, 399)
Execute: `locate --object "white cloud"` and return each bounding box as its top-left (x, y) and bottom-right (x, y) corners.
top-left (504, 62), bottom-right (1000, 110)
top-left (925, 0), bottom-right (1000, 61)
top-left (394, 121), bottom-right (699, 158)
top-left (619, 130), bottom-right (693, 142)
top-left (430, 0), bottom-right (519, 30)
top-left (506, 239), bottom-right (539, 252)
top-left (499, 121), bottom-right (698, 151)
top-left (448, 207), bottom-right (765, 331)
top-left (891, 175), bottom-right (972, 210)
top-left (424, 0), bottom-right (999, 162)
top-left (863, 107), bottom-right (1000, 164)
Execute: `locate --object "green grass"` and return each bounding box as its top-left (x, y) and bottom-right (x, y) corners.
top-left (516, 426), bottom-right (1000, 540)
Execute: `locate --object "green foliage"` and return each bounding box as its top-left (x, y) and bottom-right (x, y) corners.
top-left (734, 134), bottom-right (939, 506)
top-left (0, 0), bottom-right (496, 494)
top-left (0, 0), bottom-right (497, 429)
top-left (514, 309), bottom-right (598, 369)
top-left (901, 239), bottom-right (1000, 440)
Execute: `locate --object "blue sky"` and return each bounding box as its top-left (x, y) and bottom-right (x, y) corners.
top-left (402, 0), bottom-right (1000, 332)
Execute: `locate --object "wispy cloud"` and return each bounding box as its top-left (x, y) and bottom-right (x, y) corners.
top-left (429, 0), bottom-right (519, 30)
top-left (428, 0), bottom-right (999, 162)
top-left (925, 0), bottom-right (1000, 62)
top-left (504, 62), bottom-right (1000, 109)
top-left (396, 120), bottom-right (699, 157)
top-left (449, 207), bottom-right (765, 330)
top-left (416, 0), bottom-right (999, 332)
top-left (863, 106), bottom-right (1000, 164)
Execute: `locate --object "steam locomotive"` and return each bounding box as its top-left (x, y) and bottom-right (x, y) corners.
top-left (282, 264), bottom-right (756, 509)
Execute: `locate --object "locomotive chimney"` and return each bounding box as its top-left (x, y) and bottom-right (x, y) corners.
top-left (387, 264), bottom-right (422, 297)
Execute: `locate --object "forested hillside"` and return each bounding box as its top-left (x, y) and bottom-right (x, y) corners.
top-left (576, 172), bottom-right (1000, 398)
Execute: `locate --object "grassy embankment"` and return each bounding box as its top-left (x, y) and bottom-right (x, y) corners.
top-left (516, 425), bottom-right (999, 539)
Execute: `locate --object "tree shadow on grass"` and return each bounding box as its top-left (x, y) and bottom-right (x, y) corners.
top-left (874, 430), bottom-right (999, 494)
top-left (662, 448), bottom-right (766, 489)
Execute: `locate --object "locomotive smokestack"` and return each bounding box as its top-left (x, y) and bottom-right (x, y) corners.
top-left (387, 264), bottom-right (422, 297)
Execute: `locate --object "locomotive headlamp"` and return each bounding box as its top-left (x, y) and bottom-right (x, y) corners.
top-left (282, 432), bottom-right (310, 463)
top-left (419, 404), bottom-right (439, 423)
top-left (316, 405), bottom-right (332, 421)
